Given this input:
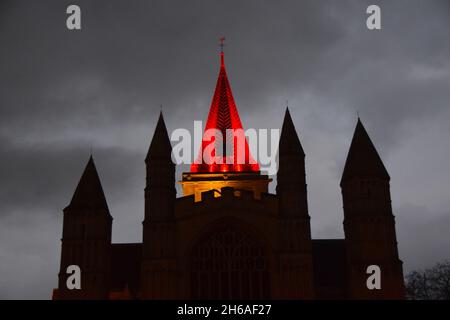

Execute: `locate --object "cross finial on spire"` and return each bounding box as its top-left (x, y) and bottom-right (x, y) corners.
top-left (219, 36), bottom-right (226, 53)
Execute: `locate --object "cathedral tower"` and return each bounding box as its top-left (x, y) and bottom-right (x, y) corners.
top-left (276, 108), bottom-right (314, 298)
top-left (56, 156), bottom-right (112, 299)
top-left (341, 119), bottom-right (405, 299)
top-left (181, 47), bottom-right (271, 200)
top-left (141, 112), bottom-right (177, 299)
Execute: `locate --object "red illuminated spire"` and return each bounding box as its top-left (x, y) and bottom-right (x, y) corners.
top-left (191, 40), bottom-right (259, 173)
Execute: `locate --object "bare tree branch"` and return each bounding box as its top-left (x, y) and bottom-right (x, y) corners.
top-left (406, 260), bottom-right (450, 300)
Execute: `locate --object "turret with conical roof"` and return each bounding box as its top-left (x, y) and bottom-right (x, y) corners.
top-left (341, 118), bottom-right (405, 299)
top-left (141, 112), bottom-right (177, 299)
top-left (58, 155), bottom-right (112, 299)
top-left (276, 107), bottom-right (314, 299)
top-left (341, 118), bottom-right (393, 218)
top-left (277, 107), bottom-right (308, 217)
top-left (144, 111), bottom-right (175, 215)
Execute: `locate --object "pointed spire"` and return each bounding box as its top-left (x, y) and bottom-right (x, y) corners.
top-left (191, 43), bottom-right (259, 173)
top-left (219, 36), bottom-right (226, 67)
top-left (146, 111), bottom-right (172, 161)
top-left (279, 107), bottom-right (305, 156)
top-left (220, 51), bottom-right (225, 68)
top-left (67, 156), bottom-right (109, 211)
top-left (341, 118), bottom-right (390, 184)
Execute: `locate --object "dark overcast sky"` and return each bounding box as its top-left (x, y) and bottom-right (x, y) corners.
top-left (1, 0), bottom-right (450, 299)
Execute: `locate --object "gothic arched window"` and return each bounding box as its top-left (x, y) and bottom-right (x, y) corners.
top-left (190, 226), bottom-right (270, 299)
